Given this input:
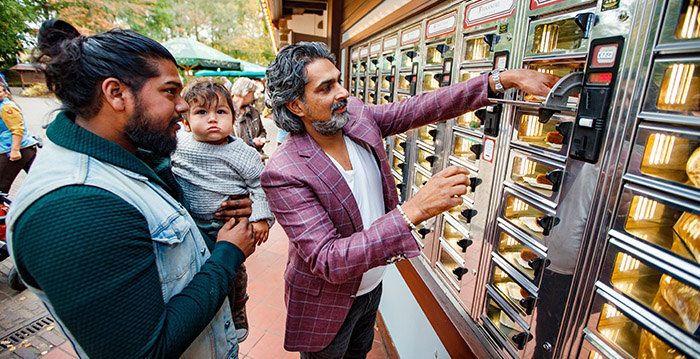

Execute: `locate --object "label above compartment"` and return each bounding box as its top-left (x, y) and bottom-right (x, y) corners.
top-left (426, 10), bottom-right (457, 39)
top-left (464, 0), bottom-right (516, 29)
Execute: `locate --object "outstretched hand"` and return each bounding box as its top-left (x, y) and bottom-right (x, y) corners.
top-left (499, 69), bottom-right (561, 98)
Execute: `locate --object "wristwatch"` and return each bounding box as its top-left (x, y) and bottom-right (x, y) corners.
top-left (490, 68), bottom-right (507, 94)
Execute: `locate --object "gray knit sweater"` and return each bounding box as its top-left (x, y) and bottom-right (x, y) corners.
top-left (171, 131), bottom-right (274, 226)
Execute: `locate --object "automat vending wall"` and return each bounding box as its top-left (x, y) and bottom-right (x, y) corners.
top-left (339, 0), bottom-right (697, 358)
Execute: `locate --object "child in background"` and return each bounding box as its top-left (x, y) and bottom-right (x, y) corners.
top-left (171, 81), bottom-right (275, 342)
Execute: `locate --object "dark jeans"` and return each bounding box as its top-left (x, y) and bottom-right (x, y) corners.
top-left (0, 146), bottom-right (36, 193)
top-left (301, 283), bottom-right (383, 359)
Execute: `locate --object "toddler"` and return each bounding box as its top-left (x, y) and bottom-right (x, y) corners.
top-left (171, 81), bottom-right (274, 342)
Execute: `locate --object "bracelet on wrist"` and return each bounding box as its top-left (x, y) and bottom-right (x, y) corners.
top-left (396, 204), bottom-right (418, 231)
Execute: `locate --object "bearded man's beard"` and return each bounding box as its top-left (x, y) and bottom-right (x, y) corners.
top-left (310, 99), bottom-right (349, 136)
top-left (124, 101), bottom-right (180, 156)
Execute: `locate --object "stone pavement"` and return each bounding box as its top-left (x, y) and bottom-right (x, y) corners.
top-left (0, 259), bottom-right (76, 359)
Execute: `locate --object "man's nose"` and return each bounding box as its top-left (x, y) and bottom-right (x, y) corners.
top-left (336, 83), bottom-right (349, 100)
top-left (175, 96), bottom-right (189, 114)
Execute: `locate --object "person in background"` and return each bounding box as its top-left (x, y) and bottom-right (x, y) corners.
top-left (0, 84), bottom-right (37, 193)
top-left (261, 41), bottom-right (558, 358)
top-left (230, 77), bottom-right (268, 157)
top-left (7, 19), bottom-right (255, 358)
top-left (171, 80), bottom-right (275, 343)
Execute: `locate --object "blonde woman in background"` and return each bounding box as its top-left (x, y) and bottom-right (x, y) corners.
top-left (230, 78), bottom-right (268, 158)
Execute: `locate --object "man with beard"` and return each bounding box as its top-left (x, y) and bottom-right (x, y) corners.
top-left (6, 20), bottom-right (256, 359)
top-left (261, 42), bottom-right (558, 358)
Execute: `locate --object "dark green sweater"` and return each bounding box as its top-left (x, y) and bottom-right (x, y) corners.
top-left (12, 113), bottom-right (244, 358)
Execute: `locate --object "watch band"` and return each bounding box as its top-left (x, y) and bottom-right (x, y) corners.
top-left (490, 68), bottom-right (507, 94)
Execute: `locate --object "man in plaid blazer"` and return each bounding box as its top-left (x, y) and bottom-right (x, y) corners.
top-left (261, 42), bottom-right (556, 358)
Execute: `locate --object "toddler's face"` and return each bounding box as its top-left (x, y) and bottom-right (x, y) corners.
top-left (184, 95), bottom-right (234, 144)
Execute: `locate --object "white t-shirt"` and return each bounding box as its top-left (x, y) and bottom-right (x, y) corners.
top-left (327, 135), bottom-right (387, 296)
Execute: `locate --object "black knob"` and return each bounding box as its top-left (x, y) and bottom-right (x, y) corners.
top-left (406, 51), bottom-right (417, 59)
top-left (435, 44), bottom-right (449, 55)
top-left (426, 155), bottom-right (438, 166)
top-left (399, 142), bottom-right (406, 150)
top-left (545, 170), bottom-right (564, 192)
top-left (456, 238), bottom-right (473, 253)
top-left (474, 108), bottom-right (486, 121)
top-left (519, 296), bottom-right (536, 315)
top-left (536, 215), bottom-right (560, 236)
top-left (386, 56), bottom-right (395, 62)
top-left (452, 267), bottom-right (469, 280)
top-left (371, 59), bottom-right (378, 65)
top-left (574, 12), bottom-right (595, 39)
top-left (371, 75), bottom-right (378, 81)
top-left (417, 227), bottom-right (431, 238)
top-left (528, 257), bottom-right (551, 278)
top-left (469, 177), bottom-right (482, 192)
top-left (460, 209), bottom-right (478, 223)
top-left (396, 183), bottom-right (404, 190)
top-left (512, 332), bottom-right (533, 350)
top-left (383, 95), bottom-right (391, 102)
top-left (470, 144), bottom-right (483, 160)
top-left (537, 108), bottom-right (556, 124)
top-left (556, 121), bottom-right (573, 144)
top-left (397, 163), bottom-right (405, 170)
top-left (428, 129), bottom-right (438, 139)
top-left (483, 33), bottom-right (501, 52)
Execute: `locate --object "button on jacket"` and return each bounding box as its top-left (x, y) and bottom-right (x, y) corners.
top-left (261, 74), bottom-right (490, 352)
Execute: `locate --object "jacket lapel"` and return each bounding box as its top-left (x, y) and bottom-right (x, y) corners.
top-left (294, 132), bottom-right (364, 232)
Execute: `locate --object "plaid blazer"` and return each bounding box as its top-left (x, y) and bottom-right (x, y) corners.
top-left (260, 74), bottom-right (490, 352)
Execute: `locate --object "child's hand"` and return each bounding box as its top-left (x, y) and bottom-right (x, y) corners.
top-left (251, 220), bottom-right (270, 246)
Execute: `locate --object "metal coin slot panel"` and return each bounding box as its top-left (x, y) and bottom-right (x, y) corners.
top-left (587, 288), bottom-right (697, 359)
top-left (628, 123), bottom-right (700, 191)
top-left (643, 57), bottom-right (700, 117)
top-left (658, 0), bottom-right (700, 47)
top-left (525, 10), bottom-right (594, 58)
top-left (483, 288), bottom-right (533, 355)
top-left (502, 190), bottom-right (559, 242)
top-left (613, 183), bottom-right (700, 266)
top-left (512, 111), bottom-right (573, 159)
top-left (600, 237), bottom-right (700, 340)
top-left (507, 149), bottom-right (565, 203)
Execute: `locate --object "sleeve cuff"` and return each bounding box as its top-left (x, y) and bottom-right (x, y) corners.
top-left (210, 241), bottom-right (246, 278)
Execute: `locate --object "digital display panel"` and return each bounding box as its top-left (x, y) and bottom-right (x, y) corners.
top-left (587, 72), bottom-right (613, 85)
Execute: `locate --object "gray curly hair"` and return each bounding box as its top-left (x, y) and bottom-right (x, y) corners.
top-left (265, 42), bottom-right (335, 134)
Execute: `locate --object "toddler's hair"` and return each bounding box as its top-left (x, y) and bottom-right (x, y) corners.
top-left (182, 80), bottom-right (235, 121)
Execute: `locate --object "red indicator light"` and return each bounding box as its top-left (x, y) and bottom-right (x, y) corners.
top-left (588, 72), bottom-right (613, 85)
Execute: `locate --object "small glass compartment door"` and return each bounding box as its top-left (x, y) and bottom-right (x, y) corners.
top-left (417, 125), bottom-right (437, 147)
top-left (503, 193), bottom-right (556, 242)
top-left (507, 150), bottom-right (564, 201)
top-left (415, 146), bottom-right (436, 172)
top-left (512, 111), bottom-right (573, 157)
top-left (398, 73), bottom-right (412, 91)
top-left (490, 263), bottom-right (536, 318)
top-left (450, 132), bottom-right (481, 166)
top-left (643, 58), bottom-right (700, 117)
top-left (423, 71), bottom-right (441, 92)
top-left (629, 123), bottom-right (700, 190)
top-left (483, 291), bottom-right (532, 353)
top-left (525, 12), bottom-right (591, 57)
top-left (496, 224), bottom-right (543, 282)
top-left (462, 36), bottom-right (491, 63)
top-left (601, 242), bottom-right (700, 339)
top-left (614, 184), bottom-right (700, 265)
top-left (658, 0), bottom-right (700, 45)
top-left (425, 42), bottom-right (451, 66)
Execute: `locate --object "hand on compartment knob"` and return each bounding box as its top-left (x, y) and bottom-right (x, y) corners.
top-left (496, 69), bottom-right (560, 98)
top-left (452, 267), bottom-right (469, 280)
top-left (400, 166), bottom-right (471, 225)
top-left (457, 238), bottom-right (473, 253)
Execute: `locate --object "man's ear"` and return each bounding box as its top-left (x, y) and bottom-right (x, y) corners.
top-left (285, 99), bottom-right (305, 118)
top-left (101, 77), bottom-right (129, 112)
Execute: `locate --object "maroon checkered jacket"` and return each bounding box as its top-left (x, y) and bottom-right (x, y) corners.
top-left (260, 74), bottom-right (490, 352)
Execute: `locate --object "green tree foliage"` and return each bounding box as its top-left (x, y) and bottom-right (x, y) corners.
top-left (0, 0), bottom-right (32, 69)
top-left (11, 0), bottom-right (275, 68)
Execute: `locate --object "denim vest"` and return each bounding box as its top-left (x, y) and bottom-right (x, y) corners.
top-left (6, 141), bottom-right (239, 359)
top-left (0, 98), bottom-right (37, 153)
